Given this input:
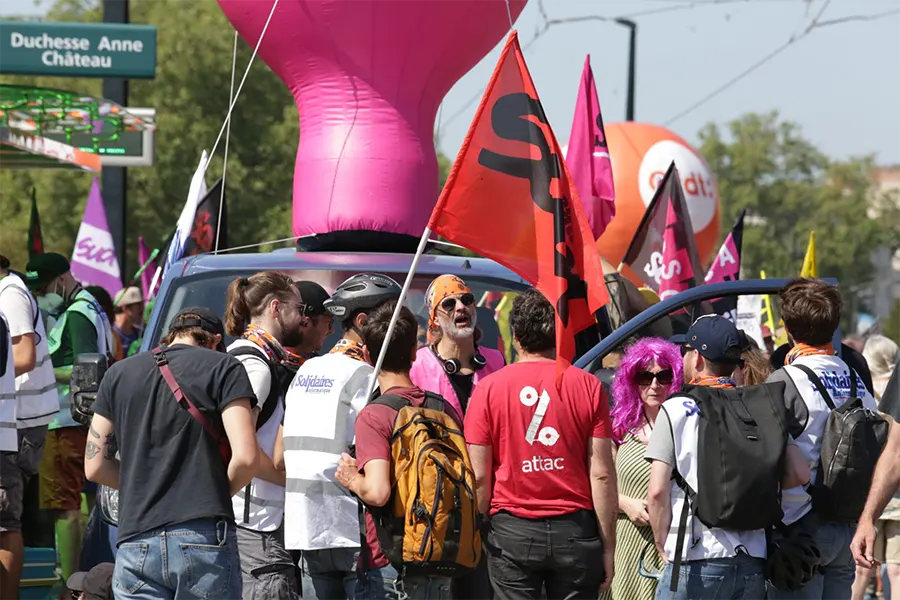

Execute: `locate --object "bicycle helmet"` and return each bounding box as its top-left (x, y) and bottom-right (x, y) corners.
top-left (323, 273), bottom-right (402, 318)
top-left (766, 530), bottom-right (822, 592)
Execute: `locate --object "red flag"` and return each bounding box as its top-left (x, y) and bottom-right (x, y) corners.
top-left (621, 162), bottom-right (704, 301)
top-left (427, 31), bottom-right (608, 379)
top-left (565, 55), bottom-right (616, 239)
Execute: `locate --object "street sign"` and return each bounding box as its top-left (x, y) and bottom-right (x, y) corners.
top-left (0, 21), bottom-right (157, 79)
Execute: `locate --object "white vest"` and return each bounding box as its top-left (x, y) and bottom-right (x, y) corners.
top-left (228, 339), bottom-right (287, 532)
top-left (283, 351), bottom-right (373, 550)
top-left (0, 313), bottom-right (17, 451)
top-left (0, 275), bottom-right (58, 428)
top-left (662, 395), bottom-right (768, 562)
top-left (779, 354), bottom-right (878, 525)
top-left (48, 289), bottom-right (113, 430)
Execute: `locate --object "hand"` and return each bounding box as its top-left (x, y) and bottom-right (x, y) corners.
top-left (335, 452), bottom-right (359, 491)
top-left (599, 549), bottom-right (615, 592)
top-left (851, 517), bottom-right (878, 569)
top-left (623, 497), bottom-right (650, 526)
top-left (656, 541), bottom-right (669, 564)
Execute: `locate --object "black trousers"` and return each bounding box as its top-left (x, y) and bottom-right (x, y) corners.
top-left (485, 510), bottom-right (604, 600)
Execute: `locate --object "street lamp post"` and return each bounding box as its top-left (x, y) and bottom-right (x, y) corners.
top-left (614, 18), bottom-right (637, 122)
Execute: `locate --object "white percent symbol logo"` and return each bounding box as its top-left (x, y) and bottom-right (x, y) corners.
top-left (519, 386), bottom-right (559, 447)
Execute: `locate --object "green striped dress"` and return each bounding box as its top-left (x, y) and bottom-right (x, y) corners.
top-left (600, 434), bottom-right (661, 600)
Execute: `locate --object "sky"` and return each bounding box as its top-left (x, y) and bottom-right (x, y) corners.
top-left (3, 0), bottom-right (899, 165)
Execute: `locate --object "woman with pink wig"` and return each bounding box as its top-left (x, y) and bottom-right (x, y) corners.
top-left (600, 337), bottom-right (683, 600)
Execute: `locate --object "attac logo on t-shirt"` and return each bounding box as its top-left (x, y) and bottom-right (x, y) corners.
top-left (520, 386), bottom-right (563, 473)
top-left (292, 374), bottom-right (334, 394)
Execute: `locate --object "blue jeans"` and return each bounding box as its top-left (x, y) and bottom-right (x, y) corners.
top-left (355, 564), bottom-right (451, 600)
top-left (301, 547), bottom-right (360, 600)
top-left (655, 553), bottom-right (766, 600)
top-left (767, 521), bottom-right (856, 600)
top-left (113, 518), bottom-right (241, 600)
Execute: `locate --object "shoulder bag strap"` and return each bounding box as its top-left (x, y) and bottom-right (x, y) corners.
top-left (152, 347), bottom-right (229, 450)
top-left (794, 364), bottom-right (836, 410)
top-left (369, 393), bottom-right (410, 412)
top-left (848, 366), bottom-right (858, 399)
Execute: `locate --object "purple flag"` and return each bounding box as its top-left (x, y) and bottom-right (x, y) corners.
top-left (137, 236), bottom-right (157, 299)
top-left (704, 210), bottom-right (745, 316)
top-left (565, 54), bottom-right (616, 240)
top-left (70, 177), bottom-right (122, 295)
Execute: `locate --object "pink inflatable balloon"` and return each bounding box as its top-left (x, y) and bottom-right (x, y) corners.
top-left (218, 0), bottom-right (527, 249)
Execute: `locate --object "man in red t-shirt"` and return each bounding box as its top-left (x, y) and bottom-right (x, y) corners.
top-left (335, 301), bottom-right (462, 600)
top-left (464, 288), bottom-right (617, 599)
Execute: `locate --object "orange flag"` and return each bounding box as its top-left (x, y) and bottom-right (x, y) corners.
top-left (427, 31), bottom-right (609, 380)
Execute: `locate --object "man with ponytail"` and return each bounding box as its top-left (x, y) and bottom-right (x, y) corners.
top-left (223, 271), bottom-right (308, 600)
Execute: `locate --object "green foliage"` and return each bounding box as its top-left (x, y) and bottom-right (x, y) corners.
top-left (885, 300), bottom-right (900, 346)
top-left (698, 112), bottom-right (900, 314)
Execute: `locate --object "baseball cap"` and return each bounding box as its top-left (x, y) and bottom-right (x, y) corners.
top-left (671, 314), bottom-right (744, 365)
top-left (67, 562), bottom-right (114, 599)
top-left (114, 286), bottom-right (143, 307)
top-left (169, 306), bottom-right (226, 351)
top-left (25, 252), bottom-right (70, 290)
top-left (294, 281), bottom-right (331, 317)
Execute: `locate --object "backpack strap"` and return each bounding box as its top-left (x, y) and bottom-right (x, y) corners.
top-left (228, 345), bottom-right (279, 432)
top-left (369, 393), bottom-right (411, 412)
top-left (660, 401), bottom-right (697, 593)
top-left (848, 366), bottom-right (858, 399)
top-left (794, 364), bottom-right (836, 410)
top-left (422, 391), bottom-right (446, 412)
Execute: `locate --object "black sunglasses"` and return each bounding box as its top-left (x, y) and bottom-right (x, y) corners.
top-left (636, 369), bottom-right (674, 386)
top-left (440, 293), bottom-right (475, 312)
top-left (680, 345), bottom-right (694, 357)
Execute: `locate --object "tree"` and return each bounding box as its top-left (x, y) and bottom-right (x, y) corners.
top-left (698, 112), bottom-right (900, 322)
top-left (0, 0), bottom-right (298, 277)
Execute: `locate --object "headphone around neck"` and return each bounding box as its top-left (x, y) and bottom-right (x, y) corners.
top-left (431, 344), bottom-right (487, 375)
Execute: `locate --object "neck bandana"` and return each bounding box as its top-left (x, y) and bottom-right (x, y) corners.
top-left (690, 376), bottom-right (737, 389)
top-left (243, 324), bottom-right (304, 367)
top-left (786, 342), bottom-right (835, 365)
top-left (329, 338), bottom-right (366, 363)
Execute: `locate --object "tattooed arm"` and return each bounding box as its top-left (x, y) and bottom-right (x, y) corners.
top-left (85, 414), bottom-right (120, 489)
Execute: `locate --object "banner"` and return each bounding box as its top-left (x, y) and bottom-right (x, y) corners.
top-left (183, 178), bottom-right (227, 256)
top-left (565, 54), bottom-right (615, 240)
top-left (137, 236), bottom-right (158, 299)
top-left (70, 177), bottom-right (122, 295)
top-left (621, 162), bottom-right (704, 300)
top-left (801, 230), bottom-right (816, 278)
top-left (28, 187), bottom-right (43, 259)
top-left (736, 293), bottom-right (765, 349)
top-left (427, 31), bottom-right (608, 380)
top-left (704, 209), bottom-right (746, 315)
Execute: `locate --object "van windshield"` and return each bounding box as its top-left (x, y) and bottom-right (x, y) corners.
top-left (147, 268), bottom-right (529, 357)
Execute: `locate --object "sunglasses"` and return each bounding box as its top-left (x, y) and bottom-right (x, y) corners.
top-left (440, 293), bottom-right (475, 312)
top-left (680, 345), bottom-right (694, 357)
top-left (636, 369), bottom-right (674, 386)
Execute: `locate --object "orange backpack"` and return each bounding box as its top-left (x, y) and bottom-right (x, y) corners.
top-left (366, 392), bottom-right (482, 577)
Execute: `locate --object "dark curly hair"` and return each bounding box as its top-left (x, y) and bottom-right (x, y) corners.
top-left (511, 288), bottom-right (555, 354)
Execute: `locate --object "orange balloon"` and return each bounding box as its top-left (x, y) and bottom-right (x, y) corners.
top-left (594, 122), bottom-right (721, 281)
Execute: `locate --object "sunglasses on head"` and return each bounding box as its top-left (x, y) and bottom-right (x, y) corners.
top-left (636, 369), bottom-right (674, 386)
top-left (440, 293), bottom-right (475, 312)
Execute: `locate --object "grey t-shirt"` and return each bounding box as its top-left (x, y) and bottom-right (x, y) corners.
top-left (645, 408), bottom-right (675, 465)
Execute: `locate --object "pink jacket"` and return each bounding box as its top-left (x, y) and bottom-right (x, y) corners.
top-left (410, 345), bottom-right (506, 418)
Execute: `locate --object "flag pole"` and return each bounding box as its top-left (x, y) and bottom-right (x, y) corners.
top-left (363, 226), bottom-right (432, 401)
top-left (114, 248), bottom-right (161, 304)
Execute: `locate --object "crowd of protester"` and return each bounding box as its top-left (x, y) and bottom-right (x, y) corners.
top-left (2, 249), bottom-right (900, 600)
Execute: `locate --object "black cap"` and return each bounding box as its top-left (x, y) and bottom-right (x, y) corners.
top-left (294, 281), bottom-right (331, 317)
top-left (671, 314), bottom-right (744, 365)
top-left (25, 252), bottom-right (70, 290)
top-left (169, 306), bottom-right (226, 351)
top-left (67, 562), bottom-right (114, 599)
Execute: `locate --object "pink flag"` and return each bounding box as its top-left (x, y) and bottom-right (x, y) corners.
top-left (704, 210), bottom-right (745, 316)
top-left (70, 178), bottom-right (122, 295)
top-left (137, 237), bottom-right (158, 299)
top-left (565, 54), bottom-right (616, 239)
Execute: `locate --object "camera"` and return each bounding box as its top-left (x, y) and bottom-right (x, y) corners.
top-left (70, 353), bottom-right (109, 426)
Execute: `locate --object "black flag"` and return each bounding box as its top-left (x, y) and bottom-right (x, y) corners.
top-left (183, 178), bottom-right (227, 256)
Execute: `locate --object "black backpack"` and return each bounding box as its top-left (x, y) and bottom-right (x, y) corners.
top-left (228, 345), bottom-right (297, 431)
top-left (794, 364), bottom-right (888, 523)
top-left (668, 382), bottom-right (788, 591)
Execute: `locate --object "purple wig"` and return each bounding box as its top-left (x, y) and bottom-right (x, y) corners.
top-left (611, 337), bottom-right (683, 444)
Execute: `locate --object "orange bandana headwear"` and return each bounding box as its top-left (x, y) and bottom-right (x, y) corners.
top-left (425, 274), bottom-right (471, 333)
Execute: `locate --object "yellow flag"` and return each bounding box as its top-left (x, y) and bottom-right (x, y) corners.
top-left (760, 270), bottom-right (777, 334)
top-left (494, 292), bottom-right (516, 364)
top-left (800, 231), bottom-right (817, 278)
